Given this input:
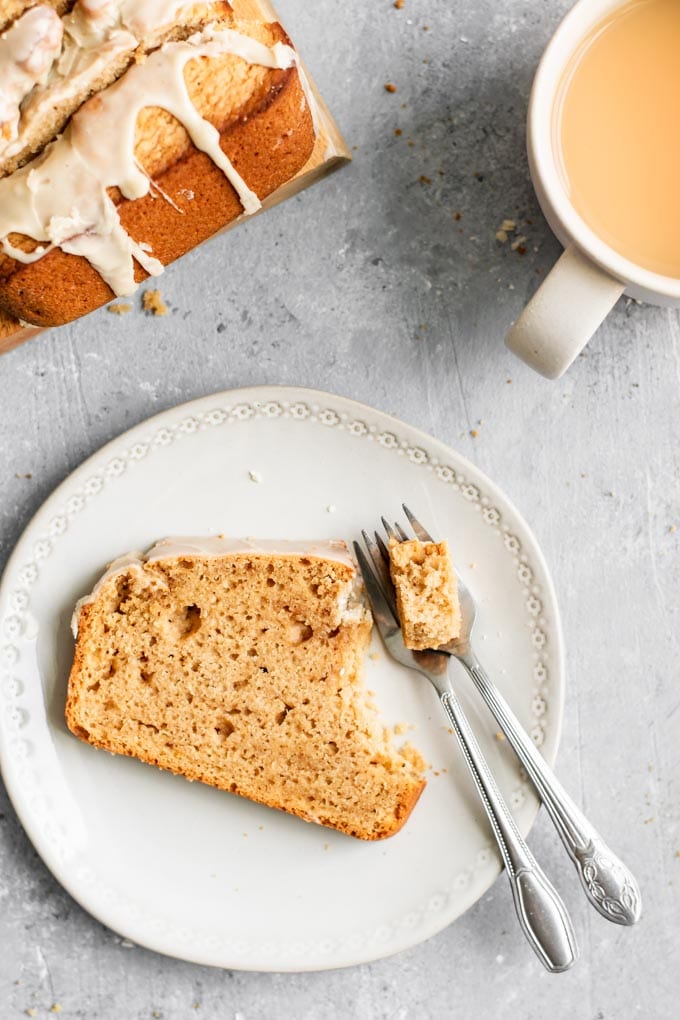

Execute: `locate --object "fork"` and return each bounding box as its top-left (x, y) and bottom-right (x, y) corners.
top-left (388, 505), bottom-right (641, 927)
top-left (354, 535), bottom-right (578, 973)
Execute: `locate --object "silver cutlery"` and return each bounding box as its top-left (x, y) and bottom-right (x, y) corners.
top-left (398, 504), bottom-right (641, 927)
top-left (354, 526), bottom-right (579, 973)
top-left (363, 504), bottom-right (641, 931)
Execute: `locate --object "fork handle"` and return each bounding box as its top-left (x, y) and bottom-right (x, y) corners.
top-left (459, 652), bottom-right (641, 926)
top-left (438, 683), bottom-right (578, 973)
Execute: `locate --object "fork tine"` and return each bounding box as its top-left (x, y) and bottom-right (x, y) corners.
top-left (394, 521), bottom-right (409, 542)
top-left (362, 529), bottom-right (393, 603)
top-left (381, 516), bottom-right (397, 541)
top-left (353, 541), bottom-right (399, 628)
top-left (402, 504), bottom-right (435, 542)
top-left (374, 531), bottom-right (391, 567)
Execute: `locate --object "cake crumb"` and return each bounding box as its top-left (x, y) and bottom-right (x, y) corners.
top-left (50, 1007), bottom-right (62, 1015)
top-left (248, 470), bottom-right (263, 484)
top-left (511, 235), bottom-right (527, 251)
top-left (324, 842), bottom-right (330, 850)
top-left (142, 289), bottom-right (169, 316)
top-left (419, 175), bottom-right (432, 185)
top-left (495, 230), bottom-right (508, 243)
top-left (384, 82), bottom-right (397, 93)
top-left (669, 524), bottom-right (677, 533)
top-left (369, 652), bottom-right (381, 662)
top-left (394, 0), bottom-right (404, 9)
top-left (108, 302), bottom-right (132, 315)
top-left (394, 722), bottom-right (410, 735)
top-left (470, 429), bottom-right (478, 438)
top-left (501, 218), bottom-right (516, 232)
top-left (326, 504), bottom-right (337, 514)
top-left (401, 742), bottom-right (427, 771)
top-left (25, 1011), bottom-right (37, 1018)
top-left (495, 731), bottom-right (505, 741)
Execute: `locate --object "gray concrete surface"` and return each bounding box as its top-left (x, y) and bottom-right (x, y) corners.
top-left (1, 1), bottom-right (678, 1017)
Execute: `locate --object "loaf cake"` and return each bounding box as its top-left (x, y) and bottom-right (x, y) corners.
top-left (66, 538), bottom-right (426, 840)
top-left (0, 0), bottom-right (348, 351)
top-left (389, 537), bottom-right (461, 650)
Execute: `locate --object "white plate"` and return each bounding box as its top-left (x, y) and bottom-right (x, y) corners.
top-left (0, 386), bottom-right (564, 971)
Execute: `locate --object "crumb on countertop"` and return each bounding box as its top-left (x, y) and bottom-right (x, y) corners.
top-left (369, 652), bottom-right (381, 662)
top-left (108, 302), bottom-right (132, 315)
top-left (248, 470), bottom-right (263, 484)
top-left (384, 82), bottom-right (397, 93)
top-left (50, 1007), bottom-right (62, 1015)
top-left (326, 504), bottom-right (336, 514)
top-left (394, 0), bottom-right (404, 8)
top-left (142, 289), bottom-right (169, 316)
top-left (495, 731), bottom-right (505, 741)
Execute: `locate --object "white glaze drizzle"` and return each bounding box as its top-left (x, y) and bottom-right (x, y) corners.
top-left (1, 1), bottom-right (201, 165)
top-left (0, 27), bottom-right (299, 295)
top-left (71, 536), bottom-right (359, 636)
top-left (0, 6), bottom-right (63, 143)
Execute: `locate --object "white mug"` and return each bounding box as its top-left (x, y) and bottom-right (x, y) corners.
top-left (506, 0), bottom-right (680, 379)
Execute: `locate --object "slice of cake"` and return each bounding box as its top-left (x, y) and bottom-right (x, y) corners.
top-left (66, 538), bottom-right (426, 840)
top-left (388, 537), bottom-right (461, 650)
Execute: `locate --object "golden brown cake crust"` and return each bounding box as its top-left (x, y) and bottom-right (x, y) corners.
top-left (0, 21), bottom-right (315, 326)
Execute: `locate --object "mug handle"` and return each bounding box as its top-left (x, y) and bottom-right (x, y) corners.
top-left (505, 245), bottom-right (625, 379)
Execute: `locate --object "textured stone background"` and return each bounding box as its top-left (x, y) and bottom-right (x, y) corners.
top-left (1, 1), bottom-right (678, 1017)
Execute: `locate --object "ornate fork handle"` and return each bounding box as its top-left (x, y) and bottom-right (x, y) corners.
top-left (459, 652), bottom-right (641, 926)
top-left (438, 679), bottom-right (578, 973)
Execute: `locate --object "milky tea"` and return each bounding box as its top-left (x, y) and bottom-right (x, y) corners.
top-left (553, 0), bottom-right (680, 278)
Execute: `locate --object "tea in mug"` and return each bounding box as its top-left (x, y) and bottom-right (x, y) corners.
top-left (554, 0), bottom-right (680, 278)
